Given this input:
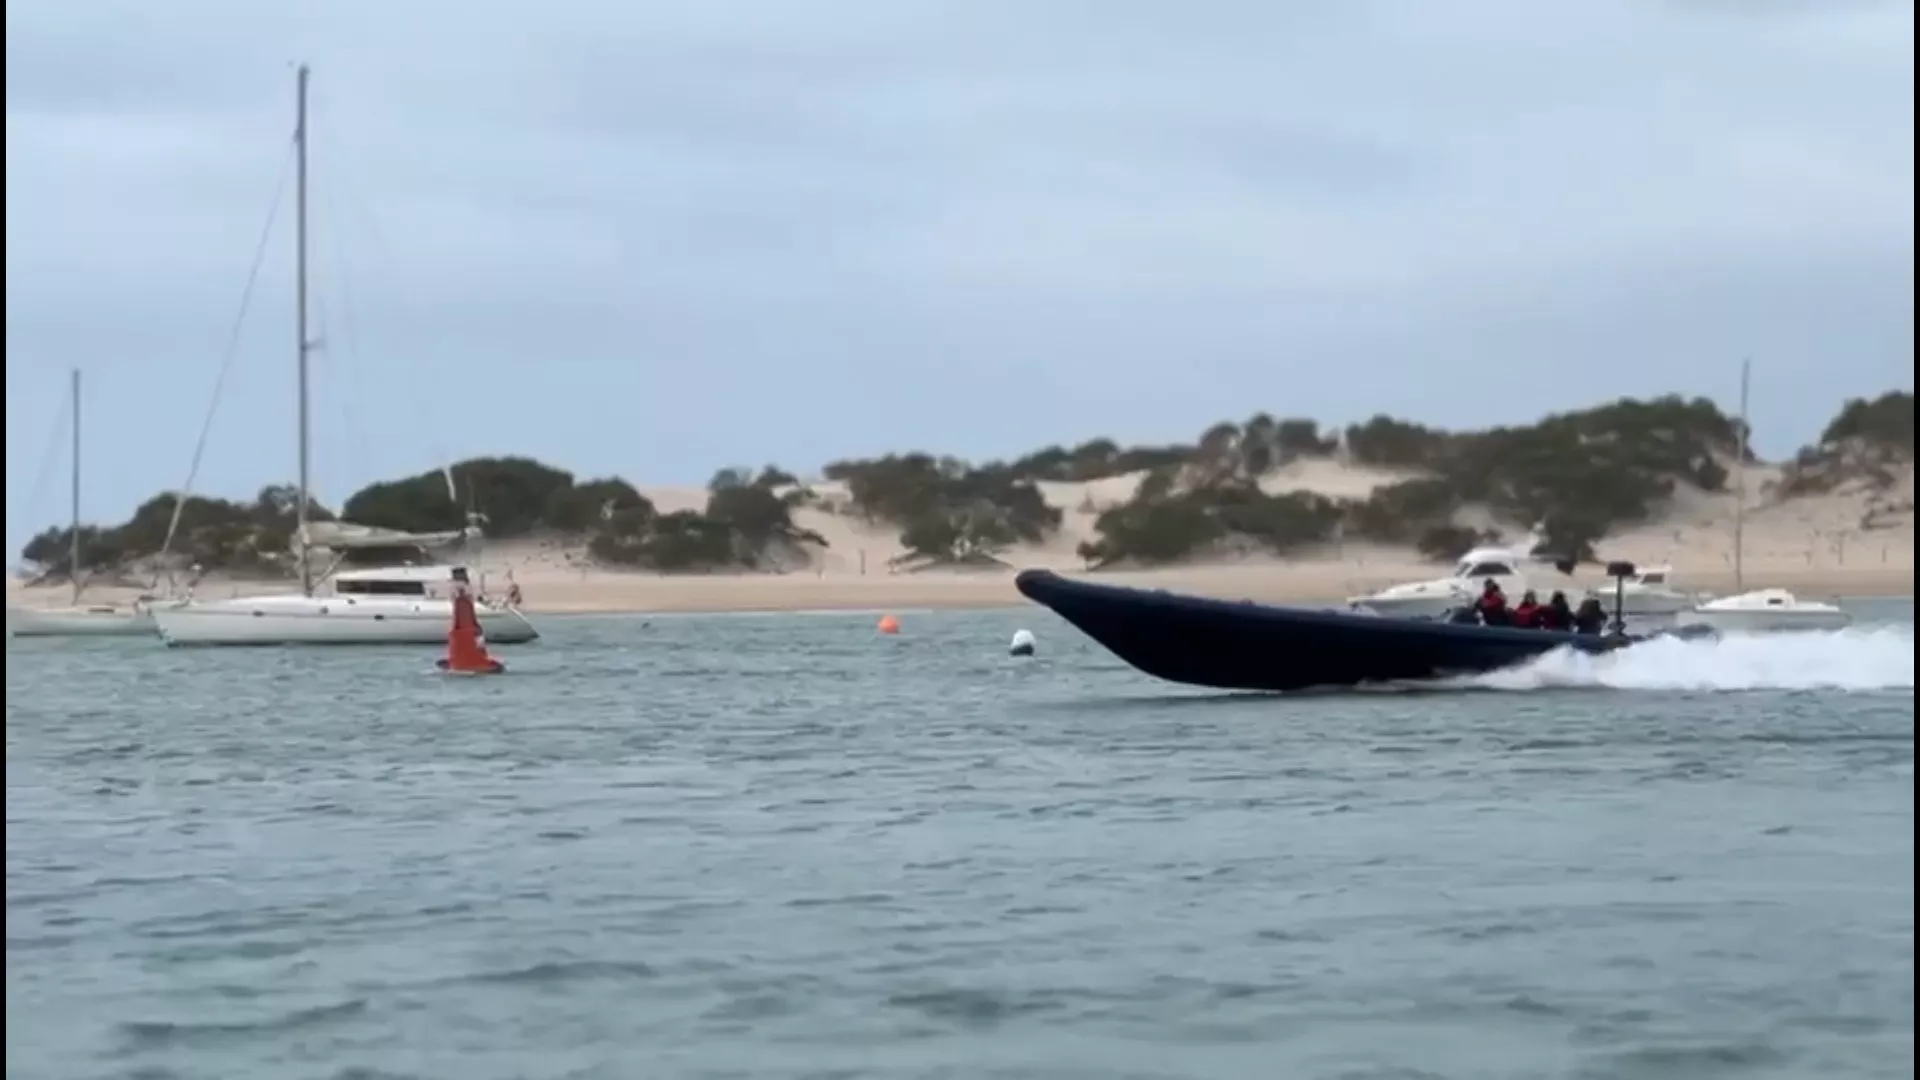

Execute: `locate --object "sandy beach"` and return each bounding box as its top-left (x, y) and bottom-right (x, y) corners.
top-left (13, 459), bottom-right (1913, 616)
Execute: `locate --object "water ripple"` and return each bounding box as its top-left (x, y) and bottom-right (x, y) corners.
top-left (6, 602), bottom-right (1915, 1079)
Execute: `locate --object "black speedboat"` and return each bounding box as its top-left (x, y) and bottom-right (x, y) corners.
top-left (1014, 561), bottom-right (1712, 693)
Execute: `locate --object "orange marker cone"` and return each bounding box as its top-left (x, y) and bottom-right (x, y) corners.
top-left (437, 568), bottom-right (506, 675)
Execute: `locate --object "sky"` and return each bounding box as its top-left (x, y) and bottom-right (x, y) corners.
top-left (5, 0), bottom-right (1914, 551)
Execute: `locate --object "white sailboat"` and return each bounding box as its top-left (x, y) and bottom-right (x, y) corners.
top-left (1677, 360), bottom-right (1851, 634)
top-left (7, 370), bottom-right (160, 638)
top-left (150, 66), bottom-right (537, 648)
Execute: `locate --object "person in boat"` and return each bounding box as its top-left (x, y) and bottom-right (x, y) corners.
top-left (1539, 590), bottom-right (1575, 632)
top-left (1512, 589), bottom-right (1542, 629)
top-left (1475, 579), bottom-right (1513, 627)
top-left (1573, 595), bottom-right (1608, 635)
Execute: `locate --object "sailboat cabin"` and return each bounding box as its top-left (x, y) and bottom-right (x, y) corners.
top-left (331, 565), bottom-right (476, 598)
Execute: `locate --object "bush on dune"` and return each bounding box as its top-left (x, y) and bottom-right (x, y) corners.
top-left (23, 389), bottom-right (1905, 580)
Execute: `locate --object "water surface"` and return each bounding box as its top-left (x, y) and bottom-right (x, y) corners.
top-left (7, 601), bottom-right (1915, 1079)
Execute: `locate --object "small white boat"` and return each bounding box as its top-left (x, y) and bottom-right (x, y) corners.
top-left (8, 601), bottom-right (157, 638)
top-left (1676, 588), bottom-right (1852, 634)
top-left (6, 369), bottom-right (171, 639)
top-left (1672, 363), bottom-right (1851, 635)
top-left (152, 564), bottom-right (538, 647)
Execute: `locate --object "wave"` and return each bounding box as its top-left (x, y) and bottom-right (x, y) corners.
top-left (1465, 626), bottom-right (1915, 693)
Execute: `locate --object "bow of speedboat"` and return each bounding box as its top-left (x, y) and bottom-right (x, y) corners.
top-left (1011, 570), bottom-right (1599, 692)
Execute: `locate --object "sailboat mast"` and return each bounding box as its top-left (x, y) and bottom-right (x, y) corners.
top-left (294, 63), bottom-right (313, 597)
top-left (1732, 358), bottom-right (1750, 593)
top-left (69, 368), bottom-right (81, 604)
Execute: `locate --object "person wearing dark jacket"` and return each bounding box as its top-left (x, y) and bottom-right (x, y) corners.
top-left (1539, 591), bottom-right (1575, 632)
top-left (1573, 595), bottom-right (1608, 635)
top-left (1476, 580), bottom-right (1512, 627)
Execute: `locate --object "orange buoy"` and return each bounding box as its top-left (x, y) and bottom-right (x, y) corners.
top-left (876, 614), bottom-right (901, 635)
top-left (437, 567), bottom-right (506, 675)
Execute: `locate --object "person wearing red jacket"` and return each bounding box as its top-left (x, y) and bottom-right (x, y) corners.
top-left (1512, 590), bottom-right (1542, 629)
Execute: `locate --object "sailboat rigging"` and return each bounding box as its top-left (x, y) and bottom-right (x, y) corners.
top-left (149, 65), bottom-right (536, 647)
top-left (6, 371), bottom-right (162, 637)
top-left (1676, 358), bottom-right (1852, 633)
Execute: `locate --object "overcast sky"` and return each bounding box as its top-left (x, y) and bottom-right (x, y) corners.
top-left (5, 0), bottom-right (1913, 549)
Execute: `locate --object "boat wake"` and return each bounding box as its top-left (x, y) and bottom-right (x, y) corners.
top-left (1462, 626), bottom-right (1915, 693)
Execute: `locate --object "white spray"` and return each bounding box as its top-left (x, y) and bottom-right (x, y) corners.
top-left (1463, 626), bottom-right (1915, 693)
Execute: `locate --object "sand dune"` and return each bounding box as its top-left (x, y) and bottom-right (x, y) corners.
top-left (370, 460), bottom-right (1920, 612)
top-left (12, 460), bottom-right (1912, 616)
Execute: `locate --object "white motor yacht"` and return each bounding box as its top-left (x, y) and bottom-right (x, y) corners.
top-left (1605, 564), bottom-right (1695, 617)
top-left (1348, 547), bottom-right (1533, 619)
top-left (1350, 548), bottom-right (1693, 620)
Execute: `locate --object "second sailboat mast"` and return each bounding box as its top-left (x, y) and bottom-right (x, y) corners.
top-left (294, 63), bottom-right (313, 597)
top-left (70, 368), bottom-right (82, 605)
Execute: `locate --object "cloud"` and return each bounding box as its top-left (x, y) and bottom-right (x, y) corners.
top-left (4, 0), bottom-right (1912, 550)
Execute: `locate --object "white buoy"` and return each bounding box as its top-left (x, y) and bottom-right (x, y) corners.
top-left (1009, 628), bottom-right (1036, 657)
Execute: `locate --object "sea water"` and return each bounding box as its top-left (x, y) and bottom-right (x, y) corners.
top-left (6, 600), bottom-right (1914, 1080)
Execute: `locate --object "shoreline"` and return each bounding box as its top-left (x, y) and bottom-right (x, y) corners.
top-left (15, 563), bottom-right (1912, 618)
top-left (514, 566), bottom-right (1916, 615)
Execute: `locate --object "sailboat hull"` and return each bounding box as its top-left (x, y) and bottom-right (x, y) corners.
top-left (8, 605), bottom-right (157, 638)
top-left (150, 595), bottom-right (538, 646)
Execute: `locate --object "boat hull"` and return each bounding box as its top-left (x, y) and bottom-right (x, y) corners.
top-left (150, 595), bottom-right (539, 646)
top-left (1673, 589), bottom-right (1853, 634)
top-left (7, 605), bottom-right (157, 638)
top-left (1675, 609), bottom-right (1852, 634)
top-left (1017, 570), bottom-right (1656, 693)
top-left (1350, 591), bottom-right (1466, 620)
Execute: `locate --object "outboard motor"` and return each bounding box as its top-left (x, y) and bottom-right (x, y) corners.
top-left (1603, 560), bottom-right (1635, 637)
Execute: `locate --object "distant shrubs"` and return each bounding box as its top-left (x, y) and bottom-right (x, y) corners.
top-left (1818, 391), bottom-right (1914, 453)
top-left (1072, 395), bottom-right (1743, 568)
top-left (586, 466), bottom-right (825, 572)
top-left (820, 453), bottom-right (1061, 568)
top-left (1778, 391), bottom-right (1914, 497)
top-left (21, 389), bottom-right (1906, 580)
top-left (18, 484), bottom-right (331, 582)
top-left (1074, 485), bottom-right (1344, 568)
top-left (20, 458), bottom-right (826, 580)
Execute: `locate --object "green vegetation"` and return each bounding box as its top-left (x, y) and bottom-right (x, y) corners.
top-left (1778, 390), bottom-right (1915, 497)
top-left (18, 459), bottom-right (825, 580)
top-left (19, 390), bottom-right (1908, 580)
top-left (581, 466), bottom-right (827, 572)
top-left (18, 484), bottom-right (332, 582)
top-left (1071, 397), bottom-right (1741, 567)
top-left (819, 454), bottom-right (1061, 569)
